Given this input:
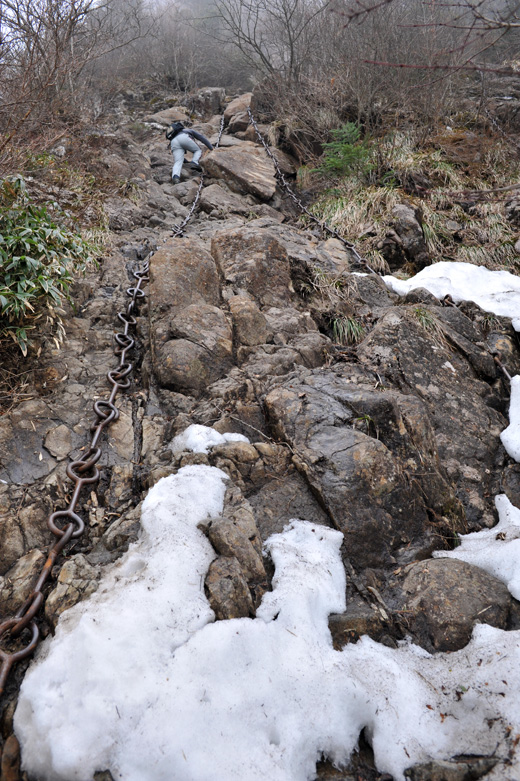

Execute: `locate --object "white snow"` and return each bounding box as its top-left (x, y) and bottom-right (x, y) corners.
top-left (383, 260), bottom-right (520, 327)
top-left (15, 468), bottom-right (520, 780)
top-left (501, 375), bottom-right (520, 461)
top-left (170, 423), bottom-right (249, 454)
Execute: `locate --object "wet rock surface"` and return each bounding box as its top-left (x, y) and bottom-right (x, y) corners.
top-left (0, 88), bottom-right (519, 781)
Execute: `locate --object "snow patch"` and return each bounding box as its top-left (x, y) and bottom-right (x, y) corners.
top-left (15, 466), bottom-right (520, 781)
top-left (171, 423), bottom-right (249, 454)
top-left (383, 261), bottom-right (520, 320)
top-left (501, 374), bottom-right (520, 461)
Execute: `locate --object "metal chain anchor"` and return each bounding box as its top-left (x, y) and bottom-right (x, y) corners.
top-left (247, 107), bottom-right (378, 277)
top-left (0, 253), bottom-right (152, 699)
top-left (171, 115), bottom-right (225, 238)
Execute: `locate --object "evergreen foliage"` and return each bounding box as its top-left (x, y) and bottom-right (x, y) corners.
top-left (0, 176), bottom-right (95, 354)
top-left (316, 123), bottom-right (373, 178)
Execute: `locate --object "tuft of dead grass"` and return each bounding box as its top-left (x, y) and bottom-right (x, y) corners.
top-left (308, 126), bottom-right (520, 275)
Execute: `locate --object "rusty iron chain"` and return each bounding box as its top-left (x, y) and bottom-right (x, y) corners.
top-left (247, 107), bottom-right (379, 277)
top-left (171, 115), bottom-right (225, 238)
top-left (0, 252), bottom-right (152, 699)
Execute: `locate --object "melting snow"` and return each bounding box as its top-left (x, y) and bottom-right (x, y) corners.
top-left (383, 260), bottom-right (520, 329)
top-left (170, 423), bottom-right (249, 454)
top-left (14, 466), bottom-right (520, 780)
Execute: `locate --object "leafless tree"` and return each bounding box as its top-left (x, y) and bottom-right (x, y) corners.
top-left (0, 0), bottom-right (148, 154)
top-left (212, 0), bottom-right (335, 85)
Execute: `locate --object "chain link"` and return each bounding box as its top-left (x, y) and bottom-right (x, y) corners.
top-left (171, 116), bottom-right (225, 237)
top-left (0, 253), bottom-right (152, 699)
top-left (247, 108), bottom-right (378, 276)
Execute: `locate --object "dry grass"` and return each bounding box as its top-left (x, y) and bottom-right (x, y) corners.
top-left (0, 346), bottom-right (35, 415)
top-left (307, 126), bottom-right (520, 275)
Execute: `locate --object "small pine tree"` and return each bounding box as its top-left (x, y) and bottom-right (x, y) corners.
top-left (317, 123), bottom-right (372, 178)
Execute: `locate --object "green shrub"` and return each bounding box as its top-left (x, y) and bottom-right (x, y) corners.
top-left (316, 123), bottom-right (373, 178)
top-left (0, 176), bottom-right (95, 354)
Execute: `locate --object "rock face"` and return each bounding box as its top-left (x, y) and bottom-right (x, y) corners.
top-left (0, 87), bottom-right (519, 781)
top-left (203, 145), bottom-right (277, 200)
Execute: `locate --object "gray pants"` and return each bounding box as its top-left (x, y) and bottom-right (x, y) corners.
top-left (170, 133), bottom-right (202, 179)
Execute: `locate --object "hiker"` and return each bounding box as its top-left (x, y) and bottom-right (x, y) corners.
top-left (167, 122), bottom-right (214, 184)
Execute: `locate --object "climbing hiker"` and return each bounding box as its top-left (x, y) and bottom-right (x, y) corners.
top-left (167, 122), bottom-right (213, 184)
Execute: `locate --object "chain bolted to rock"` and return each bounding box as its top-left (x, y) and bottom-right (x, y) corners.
top-left (0, 112), bottom-right (226, 699)
top-left (0, 253), bottom-right (152, 699)
top-left (247, 107), bottom-right (379, 277)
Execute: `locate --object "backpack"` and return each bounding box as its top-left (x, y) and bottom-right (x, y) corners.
top-left (166, 122), bottom-right (185, 141)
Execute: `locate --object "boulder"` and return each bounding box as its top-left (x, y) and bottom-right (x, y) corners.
top-left (228, 111), bottom-right (250, 134)
top-left (211, 227), bottom-right (292, 306)
top-left (156, 305), bottom-right (233, 393)
top-left (357, 307), bottom-right (506, 529)
top-left (228, 296), bottom-right (272, 346)
top-left (205, 556), bottom-right (254, 619)
top-left (149, 238), bottom-right (220, 317)
top-left (190, 87), bottom-right (226, 117)
top-left (144, 107), bottom-right (189, 126)
top-left (401, 558), bottom-right (512, 651)
top-left (200, 183), bottom-right (252, 216)
top-left (203, 146), bottom-right (277, 201)
top-left (381, 204), bottom-right (430, 270)
top-left (224, 92), bottom-right (252, 122)
top-left (264, 366), bottom-right (453, 568)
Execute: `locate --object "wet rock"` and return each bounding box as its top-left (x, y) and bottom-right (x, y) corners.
top-left (203, 146), bottom-right (276, 201)
top-left (207, 509), bottom-right (265, 582)
top-left (505, 194), bottom-right (520, 227)
top-left (0, 486), bottom-right (55, 574)
top-left (205, 556), bottom-right (254, 619)
top-left (0, 399), bottom-right (57, 484)
top-left (329, 596), bottom-right (386, 649)
top-left (357, 307), bottom-right (505, 529)
top-left (381, 204), bottom-right (430, 271)
top-left (0, 734), bottom-right (21, 781)
top-left (212, 227), bottom-right (291, 306)
top-left (401, 558), bottom-right (511, 651)
top-left (249, 469), bottom-right (331, 540)
top-left (502, 464), bottom-right (520, 508)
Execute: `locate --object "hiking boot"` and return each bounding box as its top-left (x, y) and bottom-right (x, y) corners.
top-left (172, 175), bottom-right (180, 184)
top-left (190, 163), bottom-right (202, 172)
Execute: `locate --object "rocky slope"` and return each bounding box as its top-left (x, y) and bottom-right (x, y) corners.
top-left (1, 88), bottom-right (519, 780)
